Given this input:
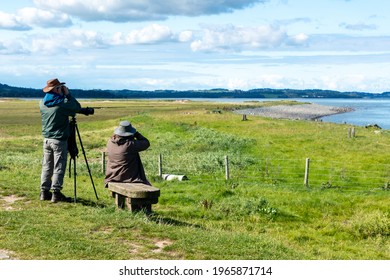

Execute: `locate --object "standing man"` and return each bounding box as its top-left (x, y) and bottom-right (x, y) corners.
top-left (104, 120), bottom-right (151, 186)
top-left (39, 78), bottom-right (81, 203)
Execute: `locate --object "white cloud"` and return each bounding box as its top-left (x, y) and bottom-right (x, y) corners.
top-left (33, 0), bottom-right (268, 22)
top-left (0, 40), bottom-right (28, 55)
top-left (1, 23), bottom-right (190, 55)
top-left (18, 7), bottom-right (72, 28)
top-left (0, 11), bottom-right (31, 30)
top-left (227, 78), bottom-right (250, 89)
top-left (287, 33), bottom-right (309, 46)
top-left (113, 24), bottom-right (175, 45)
top-left (190, 25), bottom-right (287, 52)
top-left (111, 24), bottom-right (195, 45)
top-left (30, 37), bottom-right (68, 54)
top-left (6, 29), bottom-right (109, 55)
top-left (178, 30), bottom-right (193, 42)
top-left (65, 29), bottom-right (108, 48)
top-left (0, 8), bottom-right (72, 30)
top-left (1, 24), bottom-right (186, 55)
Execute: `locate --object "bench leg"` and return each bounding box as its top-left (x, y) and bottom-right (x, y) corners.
top-left (127, 198), bottom-right (152, 213)
top-left (112, 194), bottom-right (154, 214)
top-left (131, 204), bottom-right (151, 213)
top-left (115, 193), bottom-right (126, 209)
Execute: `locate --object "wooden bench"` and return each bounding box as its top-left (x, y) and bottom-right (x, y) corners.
top-left (107, 182), bottom-right (160, 213)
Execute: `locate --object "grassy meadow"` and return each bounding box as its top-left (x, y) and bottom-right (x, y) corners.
top-left (0, 98), bottom-right (389, 260)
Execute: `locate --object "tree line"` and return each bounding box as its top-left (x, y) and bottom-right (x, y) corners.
top-left (1, 82), bottom-right (389, 99)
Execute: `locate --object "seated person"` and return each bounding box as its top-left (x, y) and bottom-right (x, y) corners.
top-left (105, 120), bottom-right (150, 186)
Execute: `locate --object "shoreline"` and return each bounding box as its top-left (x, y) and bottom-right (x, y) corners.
top-left (234, 103), bottom-right (354, 121)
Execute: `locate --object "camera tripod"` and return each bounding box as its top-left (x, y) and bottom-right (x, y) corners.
top-left (68, 116), bottom-right (99, 203)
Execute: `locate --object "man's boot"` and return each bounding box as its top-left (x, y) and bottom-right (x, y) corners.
top-left (51, 191), bottom-right (71, 203)
top-left (40, 190), bottom-right (52, 201)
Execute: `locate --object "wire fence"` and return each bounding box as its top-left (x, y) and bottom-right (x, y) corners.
top-left (98, 151), bottom-right (390, 191)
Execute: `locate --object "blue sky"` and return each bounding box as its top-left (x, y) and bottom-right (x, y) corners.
top-left (1, 0), bottom-right (389, 93)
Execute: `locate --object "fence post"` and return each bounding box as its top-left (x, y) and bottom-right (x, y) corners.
top-left (158, 154), bottom-right (163, 178)
top-left (304, 158), bottom-right (310, 187)
top-left (225, 155), bottom-right (230, 180)
top-left (349, 127), bottom-right (356, 138)
top-left (102, 151), bottom-right (106, 174)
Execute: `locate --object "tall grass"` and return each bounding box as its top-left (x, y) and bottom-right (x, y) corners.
top-left (0, 99), bottom-right (389, 260)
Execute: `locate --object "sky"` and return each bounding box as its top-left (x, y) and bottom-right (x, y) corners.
top-left (1, 0), bottom-right (390, 93)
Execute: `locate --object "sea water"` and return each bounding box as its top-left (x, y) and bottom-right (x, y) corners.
top-left (176, 97), bottom-right (390, 130)
top-left (295, 98), bottom-right (390, 130)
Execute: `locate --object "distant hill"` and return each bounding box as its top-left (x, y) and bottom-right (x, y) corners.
top-left (1, 82), bottom-right (389, 99)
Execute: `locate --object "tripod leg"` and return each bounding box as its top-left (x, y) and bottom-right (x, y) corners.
top-left (68, 157), bottom-right (77, 203)
top-left (75, 124), bottom-right (99, 200)
top-left (73, 158), bottom-right (77, 203)
top-left (69, 157), bottom-right (72, 178)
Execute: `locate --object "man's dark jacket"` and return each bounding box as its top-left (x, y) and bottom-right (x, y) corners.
top-left (39, 94), bottom-right (81, 140)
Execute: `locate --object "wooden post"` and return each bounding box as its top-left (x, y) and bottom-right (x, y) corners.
top-left (242, 114), bottom-right (247, 121)
top-left (225, 155), bottom-right (230, 180)
top-left (349, 127), bottom-right (356, 138)
top-left (304, 158), bottom-right (310, 187)
top-left (158, 154), bottom-right (163, 178)
top-left (102, 151), bottom-right (106, 174)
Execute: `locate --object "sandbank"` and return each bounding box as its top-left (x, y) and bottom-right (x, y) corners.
top-left (234, 103), bottom-right (353, 121)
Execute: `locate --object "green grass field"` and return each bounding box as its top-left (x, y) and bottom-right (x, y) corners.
top-left (0, 99), bottom-right (389, 260)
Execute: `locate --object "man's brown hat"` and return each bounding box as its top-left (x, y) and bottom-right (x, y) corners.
top-left (43, 78), bottom-right (65, 93)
